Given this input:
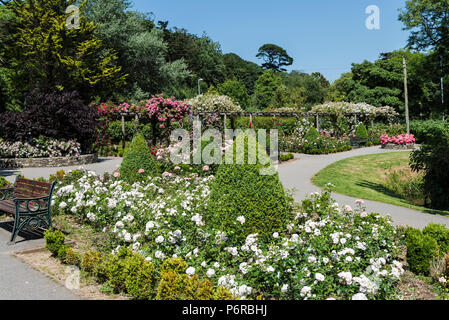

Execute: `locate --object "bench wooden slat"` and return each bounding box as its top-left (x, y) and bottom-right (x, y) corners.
top-left (16, 178), bottom-right (52, 189)
top-left (0, 177), bottom-right (55, 243)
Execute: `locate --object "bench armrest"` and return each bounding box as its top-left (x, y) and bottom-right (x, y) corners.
top-left (0, 188), bottom-right (14, 201)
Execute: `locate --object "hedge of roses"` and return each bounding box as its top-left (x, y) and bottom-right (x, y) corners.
top-left (51, 168), bottom-right (404, 300)
top-left (380, 134), bottom-right (416, 146)
top-left (0, 137), bottom-right (81, 158)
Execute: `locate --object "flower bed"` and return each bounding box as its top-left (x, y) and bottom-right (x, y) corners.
top-left (281, 131), bottom-right (352, 155)
top-left (52, 170), bottom-right (404, 300)
top-left (0, 137), bottom-right (81, 159)
top-left (380, 134), bottom-right (416, 149)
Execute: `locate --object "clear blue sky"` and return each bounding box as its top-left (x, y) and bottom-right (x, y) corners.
top-left (133, 0), bottom-right (410, 83)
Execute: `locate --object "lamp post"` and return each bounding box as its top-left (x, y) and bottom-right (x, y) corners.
top-left (198, 78), bottom-right (203, 96)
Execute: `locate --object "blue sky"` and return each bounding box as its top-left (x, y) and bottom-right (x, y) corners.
top-left (133, 0), bottom-right (410, 82)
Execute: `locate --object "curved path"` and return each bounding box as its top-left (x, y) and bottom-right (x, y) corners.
top-left (277, 146), bottom-right (449, 229)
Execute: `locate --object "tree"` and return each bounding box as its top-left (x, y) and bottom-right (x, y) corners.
top-left (253, 70), bottom-right (281, 110)
top-left (399, 0), bottom-right (449, 115)
top-left (84, 0), bottom-right (190, 101)
top-left (223, 53), bottom-right (262, 94)
top-left (2, 0), bottom-right (125, 102)
top-left (329, 51), bottom-right (442, 117)
top-left (399, 0), bottom-right (449, 68)
top-left (256, 44), bottom-right (293, 72)
top-left (282, 71), bottom-right (328, 108)
top-left (0, 4), bottom-right (19, 112)
top-left (159, 24), bottom-right (225, 92)
top-left (271, 85), bottom-right (306, 111)
top-left (217, 79), bottom-right (250, 109)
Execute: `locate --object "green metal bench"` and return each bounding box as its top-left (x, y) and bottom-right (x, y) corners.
top-left (0, 176), bottom-right (56, 244)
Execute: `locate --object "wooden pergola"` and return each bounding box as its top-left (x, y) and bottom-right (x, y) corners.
top-left (116, 111), bottom-right (373, 149)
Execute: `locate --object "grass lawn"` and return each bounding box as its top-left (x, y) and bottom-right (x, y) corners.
top-left (312, 152), bottom-right (449, 216)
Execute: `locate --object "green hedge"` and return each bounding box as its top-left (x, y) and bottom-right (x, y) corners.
top-left (107, 120), bottom-right (153, 143)
top-left (410, 120), bottom-right (449, 144)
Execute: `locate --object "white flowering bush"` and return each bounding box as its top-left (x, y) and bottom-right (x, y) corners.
top-left (186, 94), bottom-right (243, 113)
top-left (52, 170), bottom-right (404, 300)
top-left (0, 137), bottom-right (81, 158)
top-left (311, 102), bottom-right (398, 122)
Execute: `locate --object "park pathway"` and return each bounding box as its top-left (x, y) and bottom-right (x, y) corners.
top-left (0, 228), bottom-right (78, 300)
top-left (277, 146), bottom-right (449, 229)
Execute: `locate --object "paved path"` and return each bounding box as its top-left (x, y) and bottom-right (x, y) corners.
top-left (277, 146), bottom-right (449, 229)
top-left (0, 226), bottom-right (78, 300)
top-left (1, 157), bottom-right (123, 183)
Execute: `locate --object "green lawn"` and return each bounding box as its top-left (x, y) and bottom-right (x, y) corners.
top-left (312, 152), bottom-right (449, 216)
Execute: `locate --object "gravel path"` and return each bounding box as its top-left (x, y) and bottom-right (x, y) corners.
top-left (277, 146), bottom-right (449, 229)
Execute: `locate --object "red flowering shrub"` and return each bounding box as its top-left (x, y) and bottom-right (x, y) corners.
top-left (380, 134), bottom-right (416, 145)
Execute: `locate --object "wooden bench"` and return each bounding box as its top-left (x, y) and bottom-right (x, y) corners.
top-left (0, 177), bottom-right (56, 244)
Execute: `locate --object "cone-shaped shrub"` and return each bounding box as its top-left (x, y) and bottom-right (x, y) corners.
top-left (119, 134), bottom-right (158, 183)
top-left (355, 123), bottom-right (368, 140)
top-left (303, 127), bottom-right (320, 142)
top-left (206, 132), bottom-right (291, 243)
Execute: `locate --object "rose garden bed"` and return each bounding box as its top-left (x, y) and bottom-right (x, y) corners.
top-left (0, 154), bottom-right (98, 169)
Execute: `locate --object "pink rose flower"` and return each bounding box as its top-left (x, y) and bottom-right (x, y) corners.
top-left (113, 172), bottom-right (120, 178)
top-left (138, 169), bottom-right (145, 174)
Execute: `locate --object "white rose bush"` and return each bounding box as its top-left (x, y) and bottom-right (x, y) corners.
top-left (52, 165), bottom-right (404, 300)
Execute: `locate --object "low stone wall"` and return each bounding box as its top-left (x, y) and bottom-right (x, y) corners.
top-left (0, 154), bottom-right (98, 169)
top-left (381, 144), bottom-right (415, 150)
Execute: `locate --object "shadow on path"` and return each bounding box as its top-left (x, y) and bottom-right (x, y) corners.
top-left (0, 221), bottom-right (45, 244)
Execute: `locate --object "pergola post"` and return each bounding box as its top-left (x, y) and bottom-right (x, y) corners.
top-left (316, 114), bottom-right (320, 131)
top-left (249, 114), bottom-right (253, 129)
top-left (223, 114), bottom-right (227, 130)
top-left (121, 114), bottom-right (126, 151)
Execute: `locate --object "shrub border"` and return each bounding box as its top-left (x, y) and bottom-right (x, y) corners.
top-left (0, 154), bottom-right (98, 169)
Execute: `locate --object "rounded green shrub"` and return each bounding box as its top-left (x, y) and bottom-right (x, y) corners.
top-left (81, 250), bottom-right (104, 273)
top-left (405, 228), bottom-right (439, 275)
top-left (123, 254), bottom-right (156, 300)
top-left (57, 244), bottom-right (69, 261)
top-left (44, 228), bottom-right (65, 256)
top-left (355, 123), bottom-right (369, 140)
top-left (161, 258), bottom-right (188, 274)
top-left (207, 133), bottom-right (291, 243)
top-left (303, 127), bottom-right (320, 143)
top-left (65, 247), bottom-right (81, 266)
top-left (423, 223), bottom-right (449, 255)
top-left (119, 133), bottom-right (158, 184)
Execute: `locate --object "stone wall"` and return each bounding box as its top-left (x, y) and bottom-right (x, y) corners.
top-left (381, 144), bottom-right (415, 150)
top-left (0, 154), bottom-right (98, 169)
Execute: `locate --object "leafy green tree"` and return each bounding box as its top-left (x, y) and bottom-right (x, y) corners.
top-left (399, 0), bottom-right (449, 115)
top-left (271, 85), bottom-right (306, 111)
top-left (256, 44), bottom-right (293, 72)
top-left (158, 23), bottom-right (225, 89)
top-left (399, 0), bottom-right (449, 68)
top-left (223, 53), bottom-right (262, 94)
top-left (1, 0), bottom-right (125, 102)
top-left (0, 4), bottom-right (19, 111)
top-left (253, 70), bottom-right (281, 110)
top-left (84, 0), bottom-right (190, 101)
top-left (282, 71), bottom-right (328, 109)
top-left (217, 79), bottom-right (250, 109)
